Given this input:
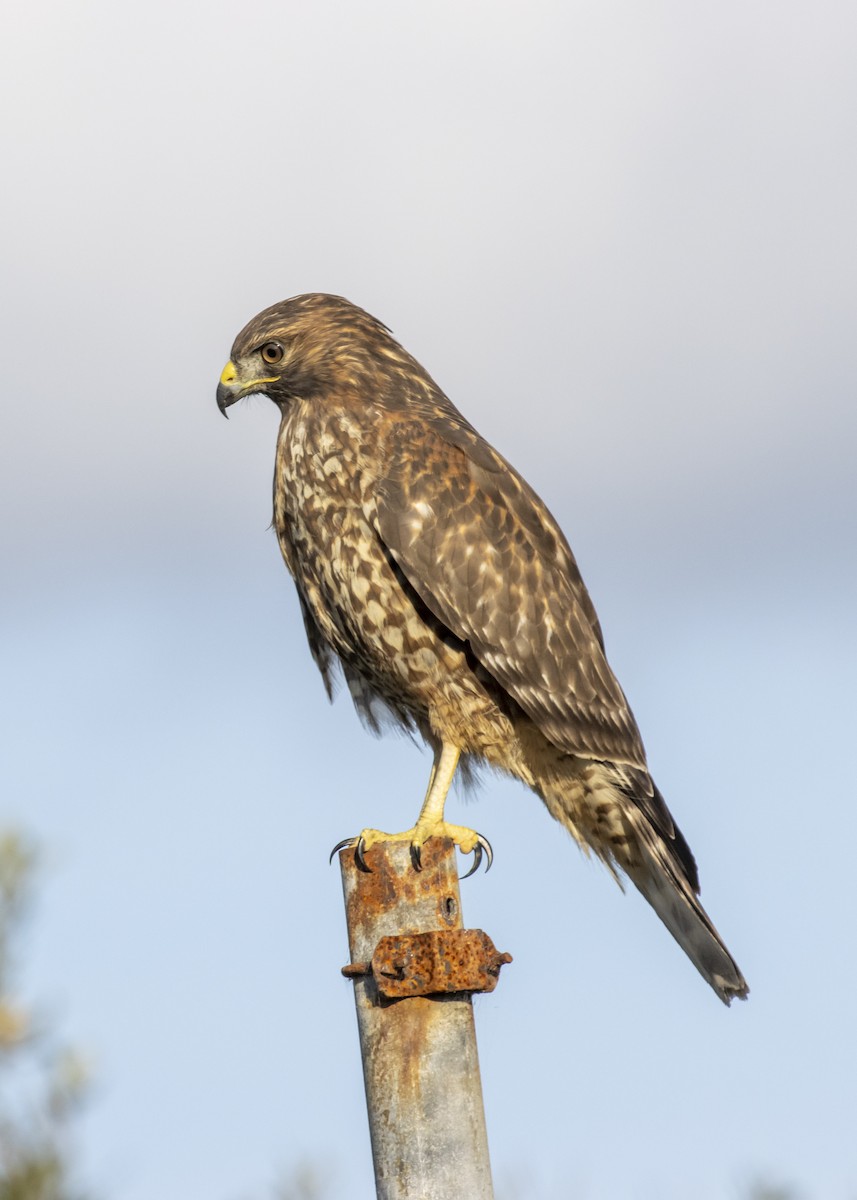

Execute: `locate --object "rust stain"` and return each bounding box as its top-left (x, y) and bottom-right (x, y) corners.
top-left (341, 837), bottom-right (463, 949)
top-left (383, 994), bottom-right (436, 1104)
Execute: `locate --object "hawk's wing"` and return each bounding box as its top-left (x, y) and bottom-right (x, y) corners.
top-left (371, 408), bottom-right (648, 773)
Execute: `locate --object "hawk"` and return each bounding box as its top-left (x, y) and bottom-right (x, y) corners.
top-left (217, 293), bottom-right (748, 1005)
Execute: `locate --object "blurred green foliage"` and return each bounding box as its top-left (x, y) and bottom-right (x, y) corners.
top-left (0, 833), bottom-right (88, 1200)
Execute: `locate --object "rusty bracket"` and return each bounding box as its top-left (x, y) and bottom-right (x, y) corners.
top-left (342, 928), bottom-right (512, 998)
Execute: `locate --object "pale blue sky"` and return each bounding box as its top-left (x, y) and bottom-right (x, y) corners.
top-left (2, 1), bottom-right (856, 1197)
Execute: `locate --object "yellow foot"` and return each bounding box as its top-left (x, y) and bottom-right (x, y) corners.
top-left (330, 821), bottom-right (493, 878)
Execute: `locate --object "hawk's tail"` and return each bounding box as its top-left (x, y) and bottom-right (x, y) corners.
top-left (622, 812), bottom-right (749, 1005)
top-left (539, 764), bottom-right (748, 1003)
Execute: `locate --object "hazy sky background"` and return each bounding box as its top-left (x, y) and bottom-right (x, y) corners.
top-left (2, 1), bottom-right (856, 1197)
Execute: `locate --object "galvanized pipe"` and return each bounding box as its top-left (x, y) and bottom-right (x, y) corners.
top-left (338, 838), bottom-right (495, 1200)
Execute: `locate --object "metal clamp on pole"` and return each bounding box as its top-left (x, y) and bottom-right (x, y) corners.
top-left (342, 928), bottom-right (512, 998)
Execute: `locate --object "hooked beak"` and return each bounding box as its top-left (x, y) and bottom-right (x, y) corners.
top-left (216, 361), bottom-right (239, 417)
top-left (216, 360), bottom-right (280, 418)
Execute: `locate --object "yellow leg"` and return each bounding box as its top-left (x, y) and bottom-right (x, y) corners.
top-left (332, 742), bottom-right (492, 874)
top-left (409, 743), bottom-right (474, 850)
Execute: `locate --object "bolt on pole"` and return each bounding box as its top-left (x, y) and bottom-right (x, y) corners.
top-left (338, 838), bottom-right (510, 1200)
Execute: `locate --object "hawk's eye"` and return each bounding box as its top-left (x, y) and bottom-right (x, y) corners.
top-left (260, 341), bottom-right (284, 365)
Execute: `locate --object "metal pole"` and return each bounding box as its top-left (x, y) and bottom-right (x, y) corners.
top-left (338, 838), bottom-right (504, 1200)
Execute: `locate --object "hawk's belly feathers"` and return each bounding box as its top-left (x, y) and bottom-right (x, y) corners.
top-left (272, 403), bottom-right (519, 757)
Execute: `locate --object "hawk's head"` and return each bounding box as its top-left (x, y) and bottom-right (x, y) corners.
top-left (216, 293), bottom-right (397, 416)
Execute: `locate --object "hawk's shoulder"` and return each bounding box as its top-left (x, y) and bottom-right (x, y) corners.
top-left (369, 404), bottom-right (647, 769)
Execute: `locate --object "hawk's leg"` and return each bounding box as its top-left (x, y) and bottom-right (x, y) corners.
top-left (331, 742), bottom-right (492, 877)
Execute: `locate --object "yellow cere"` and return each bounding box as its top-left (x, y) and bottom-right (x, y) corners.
top-left (220, 360), bottom-right (237, 385)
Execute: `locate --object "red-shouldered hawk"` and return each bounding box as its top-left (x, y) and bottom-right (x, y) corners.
top-left (217, 293), bottom-right (748, 1004)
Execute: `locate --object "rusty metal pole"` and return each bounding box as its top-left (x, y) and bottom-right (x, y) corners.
top-left (338, 838), bottom-right (507, 1200)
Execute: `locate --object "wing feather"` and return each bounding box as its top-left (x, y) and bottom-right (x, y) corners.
top-left (371, 410), bottom-right (648, 771)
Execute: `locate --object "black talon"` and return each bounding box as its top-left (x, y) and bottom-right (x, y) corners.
top-left (329, 836), bottom-right (373, 872)
top-left (460, 833), bottom-right (493, 880)
top-left (410, 842), bottom-right (423, 871)
top-left (461, 843), bottom-right (482, 879)
top-left (329, 836), bottom-right (356, 864)
top-left (355, 836), bottom-right (371, 872)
